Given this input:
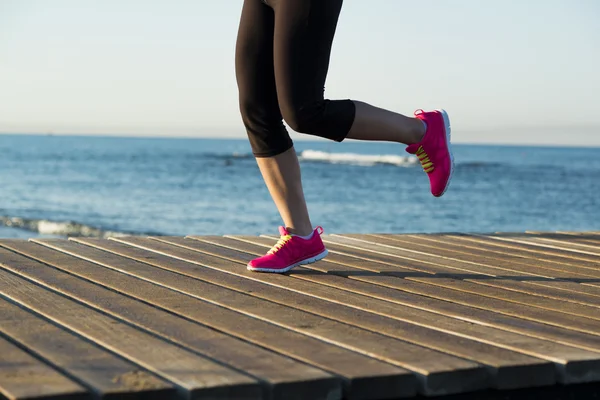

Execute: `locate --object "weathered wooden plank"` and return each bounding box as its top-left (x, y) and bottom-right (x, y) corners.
top-left (400, 234), bottom-right (600, 298)
top-left (0, 334), bottom-right (87, 400)
top-left (0, 246), bottom-right (260, 400)
top-left (0, 297), bottom-right (175, 400)
top-left (360, 234), bottom-right (600, 308)
top-left (200, 235), bottom-right (600, 385)
top-left (555, 232), bottom-right (600, 237)
top-left (336, 234), bottom-right (600, 315)
top-left (150, 236), bottom-right (558, 391)
top-left (517, 237), bottom-right (600, 255)
top-left (0, 242), bottom-right (340, 400)
top-left (320, 234), bottom-right (597, 289)
top-left (546, 233), bottom-right (600, 246)
top-left (467, 234), bottom-right (600, 263)
top-left (225, 234), bottom-right (600, 328)
top-left (0, 232), bottom-right (597, 398)
top-left (340, 234), bottom-right (600, 280)
top-left (388, 233), bottom-right (600, 278)
top-left (462, 278), bottom-right (600, 308)
top-left (560, 238), bottom-right (600, 246)
top-left (411, 233), bottom-right (600, 269)
top-left (240, 235), bottom-right (600, 356)
top-left (65, 239), bottom-right (418, 400)
top-left (498, 232), bottom-right (600, 251)
top-left (524, 232), bottom-right (600, 246)
top-left (369, 234), bottom-right (566, 268)
top-left (322, 235), bottom-right (600, 335)
top-left (99, 236), bottom-right (492, 396)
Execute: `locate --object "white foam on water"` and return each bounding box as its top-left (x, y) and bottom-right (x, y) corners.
top-left (299, 150), bottom-right (418, 167)
top-left (1, 216), bottom-right (140, 238)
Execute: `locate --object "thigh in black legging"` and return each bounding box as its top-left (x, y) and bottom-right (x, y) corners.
top-left (271, 0), bottom-right (355, 142)
top-left (235, 0), bottom-right (292, 157)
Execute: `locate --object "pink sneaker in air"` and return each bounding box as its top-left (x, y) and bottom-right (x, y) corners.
top-left (406, 109), bottom-right (454, 197)
top-left (247, 226), bottom-right (328, 273)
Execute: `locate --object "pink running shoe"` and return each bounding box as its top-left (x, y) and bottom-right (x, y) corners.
top-left (247, 226), bottom-right (328, 273)
top-left (406, 109), bottom-right (454, 197)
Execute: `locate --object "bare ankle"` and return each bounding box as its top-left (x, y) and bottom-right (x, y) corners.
top-left (287, 226), bottom-right (313, 237)
top-left (409, 118), bottom-right (426, 144)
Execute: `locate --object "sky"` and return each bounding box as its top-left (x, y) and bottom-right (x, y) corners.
top-left (1, 0), bottom-right (599, 146)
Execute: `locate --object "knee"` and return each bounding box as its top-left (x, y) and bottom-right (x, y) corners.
top-left (238, 100), bottom-right (293, 157)
top-left (238, 100), bottom-right (256, 128)
top-left (282, 101), bottom-right (326, 134)
top-left (239, 100), bottom-right (271, 134)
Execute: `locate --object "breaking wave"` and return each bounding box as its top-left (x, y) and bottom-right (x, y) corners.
top-left (0, 216), bottom-right (160, 239)
top-left (204, 150), bottom-right (419, 167)
top-left (298, 150), bottom-right (418, 167)
top-left (209, 150), bottom-right (512, 169)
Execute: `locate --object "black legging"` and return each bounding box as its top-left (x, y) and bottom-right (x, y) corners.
top-left (235, 0), bottom-right (356, 157)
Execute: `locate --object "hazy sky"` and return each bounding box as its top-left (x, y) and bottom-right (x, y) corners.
top-left (1, 0), bottom-right (599, 145)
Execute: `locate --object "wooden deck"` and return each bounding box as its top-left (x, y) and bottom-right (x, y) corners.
top-left (0, 231), bottom-right (599, 400)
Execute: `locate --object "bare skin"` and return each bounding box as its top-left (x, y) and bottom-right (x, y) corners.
top-left (346, 101), bottom-right (426, 144)
top-left (256, 100), bottom-right (426, 237)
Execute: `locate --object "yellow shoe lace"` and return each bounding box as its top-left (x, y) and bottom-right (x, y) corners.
top-left (416, 146), bottom-right (434, 173)
top-left (267, 234), bottom-right (292, 255)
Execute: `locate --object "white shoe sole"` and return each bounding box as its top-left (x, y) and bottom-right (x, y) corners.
top-left (435, 108), bottom-right (454, 197)
top-left (247, 249), bottom-right (329, 273)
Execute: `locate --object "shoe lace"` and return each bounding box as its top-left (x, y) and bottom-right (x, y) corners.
top-left (267, 234), bottom-right (292, 255)
top-left (416, 146), bottom-right (434, 173)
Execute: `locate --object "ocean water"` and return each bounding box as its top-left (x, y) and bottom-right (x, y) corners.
top-left (0, 134), bottom-right (598, 239)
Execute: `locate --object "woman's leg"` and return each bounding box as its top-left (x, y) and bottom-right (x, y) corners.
top-left (251, 0), bottom-right (352, 238)
top-left (268, 0), bottom-right (452, 208)
top-left (235, 0), bottom-right (313, 236)
top-left (237, 0), bottom-right (452, 248)
top-left (250, 0), bottom-right (427, 237)
top-left (257, 0), bottom-right (422, 238)
top-left (270, 0), bottom-right (425, 146)
top-left (255, 149), bottom-right (313, 236)
top-left (346, 101), bottom-right (425, 145)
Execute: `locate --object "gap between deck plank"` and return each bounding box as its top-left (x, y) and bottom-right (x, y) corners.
top-left (76, 236), bottom-right (492, 397)
top-left (0, 242), bottom-right (340, 400)
top-left (208, 235), bottom-right (600, 385)
top-left (397, 234), bottom-right (600, 299)
top-left (318, 235), bottom-right (600, 335)
top-left (0, 245), bottom-right (261, 400)
top-left (0, 334), bottom-right (88, 400)
top-left (222, 235), bottom-right (600, 356)
top-left (346, 234), bottom-right (600, 309)
top-left (135, 236), bottom-right (558, 392)
top-left (461, 234), bottom-right (600, 263)
top-left (0, 296), bottom-right (175, 399)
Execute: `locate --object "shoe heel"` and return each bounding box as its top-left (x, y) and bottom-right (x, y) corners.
top-left (435, 109), bottom-right (451, 141)
top-left (435, 109), bottom-right (454, 197)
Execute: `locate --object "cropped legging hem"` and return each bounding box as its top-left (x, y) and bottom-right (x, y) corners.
top-left (249, 99), bottom-right (356, 158)
top-left (251, 141), bottom-right (295, 158)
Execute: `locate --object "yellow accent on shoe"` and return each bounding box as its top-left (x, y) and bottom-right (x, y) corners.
top-left (416, 146), bottom-right (434, 173)
top-left (267, 235), bottom-right (292, 255)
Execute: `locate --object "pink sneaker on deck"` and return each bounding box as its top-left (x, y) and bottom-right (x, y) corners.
top-left (247, 226), bottom-right (328, 273)
top-left (406, 109), bottom-right (454, 197)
